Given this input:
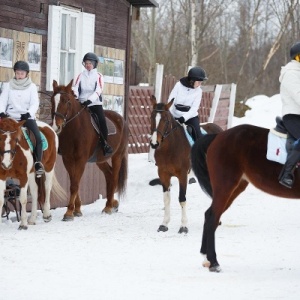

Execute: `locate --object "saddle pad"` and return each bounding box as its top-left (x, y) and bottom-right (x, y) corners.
top-left (266, 130), bottom-right (287, 165)
top-left (21, 127), bottom-right (48, 152)
top-left (106, 117), bottom-right (116, 135)
top-left (183, 125), bottom-right (194, 146)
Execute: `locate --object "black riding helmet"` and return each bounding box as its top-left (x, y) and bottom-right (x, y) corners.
top-left (290, 42), bottom-right (300, 60)
top-left (13, 61), bottom-right (30, 73)
top-left (188, 66), bottom-right (208, 81)
top-left (82, 52), bottom-right (99, 68)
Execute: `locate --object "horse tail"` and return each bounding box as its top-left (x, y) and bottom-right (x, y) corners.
top-left (191, 134), bottom-right (217, 198)
top-left (117, 154), bottom-right (128, 198)
top-left (50, 171), bottom-right (67, 202)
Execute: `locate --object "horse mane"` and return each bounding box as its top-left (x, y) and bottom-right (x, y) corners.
top-left (191, 134), bottom-right (218, 198)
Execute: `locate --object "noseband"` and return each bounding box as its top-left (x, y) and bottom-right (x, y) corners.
top-left (53, 91), bottom-right (85, 128)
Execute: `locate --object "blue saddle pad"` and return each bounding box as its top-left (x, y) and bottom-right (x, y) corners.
top-left (183, 126), bottom-right (207, 147)
top-left (21, 127), bottom-right (48, 152)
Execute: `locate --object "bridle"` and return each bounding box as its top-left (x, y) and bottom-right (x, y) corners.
top-left (53, 91), bottom-right (85, 128)
top-left (152, 108), bottom-right (179, 142)
top-left (0, 128), bottom-right (18, 160)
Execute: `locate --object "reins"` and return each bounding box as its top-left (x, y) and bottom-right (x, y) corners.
top-left (53, 91), bottom-right (86, 128)
top-left (153, 108), bottom-right (180, 142)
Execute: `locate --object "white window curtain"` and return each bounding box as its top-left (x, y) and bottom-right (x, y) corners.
top-left (46, 5), bottom-right (95, 91)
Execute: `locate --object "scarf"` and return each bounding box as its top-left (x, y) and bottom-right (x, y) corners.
top-left (9, 77), bottom-right (32, 90)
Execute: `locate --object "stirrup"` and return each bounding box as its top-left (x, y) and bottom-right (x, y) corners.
top-left (34, 162), bottom-right (45, 178)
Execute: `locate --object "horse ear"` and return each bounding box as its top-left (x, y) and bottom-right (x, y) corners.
top-left (150, 95), bottom-right (157, 106)
top-left (53, 80), bottom-right (58, 90)
top-left (67, 79), bottom-right (73, 90)
top-left (166, 98), bottom-right (174, 110)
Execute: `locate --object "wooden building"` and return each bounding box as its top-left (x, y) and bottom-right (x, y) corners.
top-left (0, 0), bottom-right (158, 208)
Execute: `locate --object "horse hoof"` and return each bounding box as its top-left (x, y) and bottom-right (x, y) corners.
top-left (178, 226), bottom-right (188, 234)
top-left (188, 177), bottom-right (196, 184)
top-left (43, 215), bottom-right (52, 222)
top-left (18, 225), bottom-right (28, 230)
top-left (62, 215), bottom-right (74, 221)
top-left (209, 263), bottom-right (222, 273)
top-left (73, 211), bottom-right (83, 217)
top-left (157, 225), bottom-right (168, 232)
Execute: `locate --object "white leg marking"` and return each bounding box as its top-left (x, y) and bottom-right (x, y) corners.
top-left (19, 185), bottom-right (29, 228)
top-left (162, 190), bottom-right (171, 226)
top-left (28, 173), bottom-right (38, 225)
top-left (180, 201), bottom-right (188, 228)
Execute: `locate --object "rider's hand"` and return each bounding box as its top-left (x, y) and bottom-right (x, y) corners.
top-left (20, 113), bottom-right (31, 120)
top-left (176, 117), bottom-right (185, 124)
top-left (82, 100), bottom-right (92, 107)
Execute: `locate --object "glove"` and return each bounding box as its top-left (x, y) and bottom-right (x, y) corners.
top-left (0, 112), bottom-right (8, 119)
top-left (82, 100), bottom-right (92, 107)
top-left (176, 117), bottom-right (185, 124)
top-left (21, 113), bottom-right (31, 120)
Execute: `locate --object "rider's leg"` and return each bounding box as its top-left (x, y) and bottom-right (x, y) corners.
top-left (24, 119), bottom-right (44, 177)
top-left (185, 116), bottom-right (203, 141)
top-left (88, 105), bottom-right (113, 156)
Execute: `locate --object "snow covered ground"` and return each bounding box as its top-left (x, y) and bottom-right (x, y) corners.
top-left (1, 94), bottom-right (300, 300)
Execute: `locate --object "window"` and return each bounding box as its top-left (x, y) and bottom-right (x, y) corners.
top-left (47, 5), bottom-right (95, 90)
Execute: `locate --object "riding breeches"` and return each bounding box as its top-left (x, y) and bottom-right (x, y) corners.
top-left (185, 116), bottom-right (202, 141)
top-left (89, 105), bottom-right (108, 140)
top-left (24, 119), bottom-right (42, 161)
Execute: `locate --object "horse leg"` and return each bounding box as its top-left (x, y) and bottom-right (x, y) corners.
top-left (178, 174), bottom-right (188, 234)
top-left (62, 159), bottom-right (86, 221)
top-left (73, 194), bottom-right (83, 217)
top-left (157, 171), bottom-right (171, 232)
top-left (18, 184), bottom-right (29, 230)
top-left (42, 171), bottom-right (53, 222)
top-left (97, 161), bottom-right (119, 214)
top-left (28, 173), bottom-right (38, 225)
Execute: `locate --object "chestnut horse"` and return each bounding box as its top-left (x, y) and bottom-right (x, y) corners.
top-left (0, 118), bottom-right (58, 229)
top-left (191, 124), bottom-right (300, 272)
top-left (150, 96), bottom-right (223, 234)
top-left (51, 80), bottom-right (128, 220)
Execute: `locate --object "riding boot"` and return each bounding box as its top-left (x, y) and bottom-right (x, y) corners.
top-left (89, 105), bottom-right (113, 156)
top-left (278, 148), bottom-right (300, 188)
top-left (34, 141), bottom-right (45, 178)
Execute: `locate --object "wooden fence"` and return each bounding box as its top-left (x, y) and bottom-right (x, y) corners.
top-left (128, 76), bottom-right (236, 153)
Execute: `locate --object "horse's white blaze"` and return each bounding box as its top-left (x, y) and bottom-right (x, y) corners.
top-left (52, 93), bottom-right (60, 132)
top-left (162, 190), bottom-right (171, 226)
top-left (180, 201), bottom-right (188, 228)
top-left (151, 113), bottom-right (161, 145)
top-left (2, 133), bottom-right (12, 169)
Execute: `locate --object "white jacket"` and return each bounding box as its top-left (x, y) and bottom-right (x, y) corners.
top-left (167, 81), bottom-right (202, 120)
top-left (72, 68), bottom-right (104, 106)
top-left (279, 60), bottom-right (300, 116)
top-left (0, 82), bottom-right (39, 120)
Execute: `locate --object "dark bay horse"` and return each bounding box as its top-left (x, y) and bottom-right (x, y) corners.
top-left (150, 96), bottom-right (223, 234)
top-left (191, 124), bottom-right (300, 272)
top-left (0, 118), bottom-right (59, 229)
top-left (51, 80), bottom-right (128, 220)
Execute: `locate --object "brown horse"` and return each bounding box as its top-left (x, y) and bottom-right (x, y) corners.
top-left (150, 96), bottom-right (223, 234)
top-left (51, 80), bottom-right (128, 220)
top-left (0, 118), bottom-right (58, 229)
top-left (191, 124), bottom-right (300, 272)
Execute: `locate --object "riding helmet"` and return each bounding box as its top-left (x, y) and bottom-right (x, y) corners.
top-left (13, 61), bottom-right (30, 73)
top-left (290, 42), bottom-right (300, 59)
top-left (82, 52), bottom-right (99, 68)
top-left (188, 67), bottom-right (208, 81)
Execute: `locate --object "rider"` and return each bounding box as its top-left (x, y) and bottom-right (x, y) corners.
top-left (278, 41), bottom-right (300, 188)
top-left (72, 52), bottom-right (113, 157)
top-left (0, 60), bottom-right (44, 177)
top-left (167, 66), bottom-right (207, 141)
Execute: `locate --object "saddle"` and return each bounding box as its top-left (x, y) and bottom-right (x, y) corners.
top-left (267, 117), bottom-right (295, 164)
top-left (21, 127), bottom-right (48, 152)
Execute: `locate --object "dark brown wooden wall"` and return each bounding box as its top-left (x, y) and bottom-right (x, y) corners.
top-left (0, 0), bottom-right (131, 91)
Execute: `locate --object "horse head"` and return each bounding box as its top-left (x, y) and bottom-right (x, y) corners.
top-left (0, 118), bottom-right (25, 170)
top-left (150, 95), bottom-right (175, 149)
top-left (51, 79), bottom-right (80, 134)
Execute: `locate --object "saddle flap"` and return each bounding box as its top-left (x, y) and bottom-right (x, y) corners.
top-left (90, 115), bottom-right (116, 136)
top-left (21, 127), bottom-right (48, 152)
